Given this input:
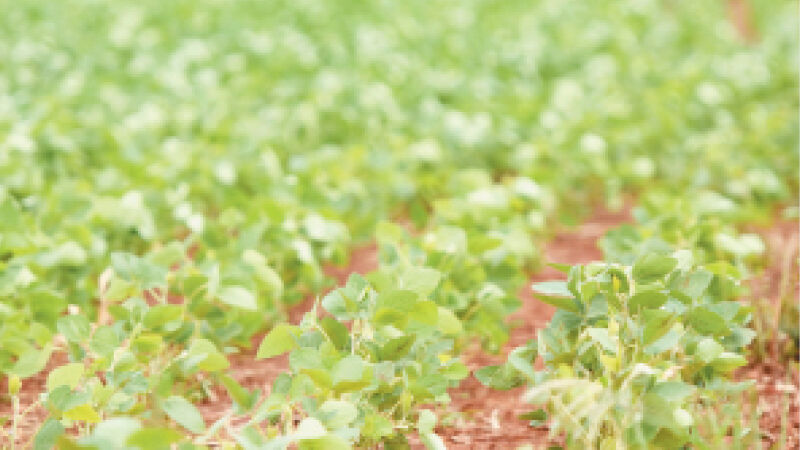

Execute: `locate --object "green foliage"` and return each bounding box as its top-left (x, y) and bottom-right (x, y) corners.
top-left (376, 222), bottom-right (524, 352)
top-left (252, 271), bottom-right (468, 447)
top-left (479, 255), bottom-right (755, 448)
top-left (601, 191), bottom-right (770, 276)
top-left (0, 0), bottom-right (794, 447)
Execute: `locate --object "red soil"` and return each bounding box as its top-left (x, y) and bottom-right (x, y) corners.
top-left (728, 0), bottom-right (759, 43)
top-left (739, 217), bottom-right (799, 449)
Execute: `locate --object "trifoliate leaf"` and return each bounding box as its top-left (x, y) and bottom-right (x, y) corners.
top-left (218, 286), bottom-right (258, 311)
top-left (46, 363), bottom-right (84, 392)
top-left (161, 395), bottom-right (206, 433)
top-left (257, 324), bottom-right (301, 359)
top-left (632, 254), bottom-right (677, 284)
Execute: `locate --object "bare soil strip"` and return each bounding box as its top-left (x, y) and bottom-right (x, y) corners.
top-left (739, 218), bottom-right (799, 449)
top-left (727, 0), bottom-right (759, 43)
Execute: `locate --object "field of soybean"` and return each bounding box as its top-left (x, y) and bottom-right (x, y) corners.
top-left (0, 0), bottom-right (797, 449)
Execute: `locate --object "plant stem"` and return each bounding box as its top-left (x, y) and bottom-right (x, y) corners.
top-left (11, 393), bottom-right (19, 450)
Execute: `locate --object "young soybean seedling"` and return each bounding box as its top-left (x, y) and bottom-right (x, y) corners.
top-left (478, 252), bottom-right (754, 449)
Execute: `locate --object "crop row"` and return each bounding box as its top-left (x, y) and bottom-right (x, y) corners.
top-left (0, 0), bottom-right (797, 449)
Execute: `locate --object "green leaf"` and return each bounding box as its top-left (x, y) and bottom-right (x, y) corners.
top-left (33, 418), bottom-right (65, 450)
top-left (104, 276), bottom-right (136, 302)
top-left (332, 355), bottom-right (369, 391)
top-left (533, 293), bottom-right (581, 313)
top-left (89, 418), bottom-right (142, 448)
top-left (711, 352), bottom-right (747, 373)
top-left (673, 408), bottom-right (693, 428)
top-left (63, 404), bottom-right (101, 423)
top-left (420, 432), bottom-right (446, 450)
top-left (289, 347), bottom-right (325, 371)
top-left (332, 355), bottom-right (365, 385)
top-left (218, 286), bottom-right (258, 311)
top-left (418, 410), bottom-right (445, 450)
top-left (127, 428), bottom-right (182, 450)
top-left (417, 409), bottom-right (437, 434)
top-left (586, 328), bottom-right (616, 353)
top-left (90, 326), bottom-right (119, 356)
top-left (236, 425), bottom-right (273, 449)
top-left (694, 192), bottom-right (736, 215)
top-left (316, 400), bottom-right (358, 429)
top-left (650, 381), bottom-right (695, 403)
top-left (301, 369), bottom-right (333, 390)
top-left (295, 417), bottom-right (327, 439)
top-left (243, 249), bottom-right (283, 294)
top-left (645, 326), bottom-right (684, 355)
top-left (132, 333), bottom-right (163, 355)
top-left (724, 326), bottom-right (757, 349)
top-left (379, 336), bottom-right (415, 360)
top-left (257, 324), bottom-right (301, 359)
top-left (436, 306), bottom-right (462, 335)
top-left (303, 214), bottom-right (346, 243)
top-left (680, 270), bottom-right (713, 299)
top-left (708, 301), bottom-right (740, 322)
top-left (321, 290), bottom-right (350, 319)
top-left (507, 341), bottom-right (538, 379)
top-left (686, 307), bottom-right (730, 335)
top-left (548, 263), bottom-right (572, 274)
top-left (46, 363), bottom-right (84, 392)
top-left (409, 301), bottom-right (438, 326)
top-left (57, 315), bottom-right (91, 343)
top-left (299, 435), bottom-right (351, 450)
top-left (143, 305), bottom-right (183, 329)
top-left (46, 385), bottom-right (86, 412)
top-left (374, 308), bottom-right (408, 327)
top-left (111, 253), bottom-right (167, 288)
top-left (29, 322), bottom-right (53, 347)
top-left (518, 409), bottom-right (547, 422)
top-left (642, 393), bottom-right (676, 428)
top-left (608, 267), bottom-right (630, 294)
top-left (441, 361), bottom-right (469, 381)
top-left (363, 413), bottom-right (394, 439)
top-left (642, 309), bottom-right (674, 346)
top-left (319, 316), bottom-right (349, 350)
top-left (694, 338), bottom-right (724, 363)
top-left (400, 267), bottom-right (441, 297)
top-left (161, 395), bottom-right (206, 433)
top-left (219, 375), bottom-right (257, 411)
top-left (322, 278), bottom-right (365, 319)
top-left (532, 281), bottom-right (582, 312)
top-left (531, 281), bottom-right (572, 297)
top-left (474, 365), bottom-right (525, 390)
top-left (149, 242), bottom-right (185, 267)
top-left (377, 289), bottom-right (418, 312)
top-left (632, 254), bottom-right (677, 284)
top-left (705, 261), bottom-right (740, 278)
top-left (628, 290), bottom-right (668, 310)
top-left (186, 338), bottom-right (229, 372)
top-left (10, 344), bottom-right (53, 378)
